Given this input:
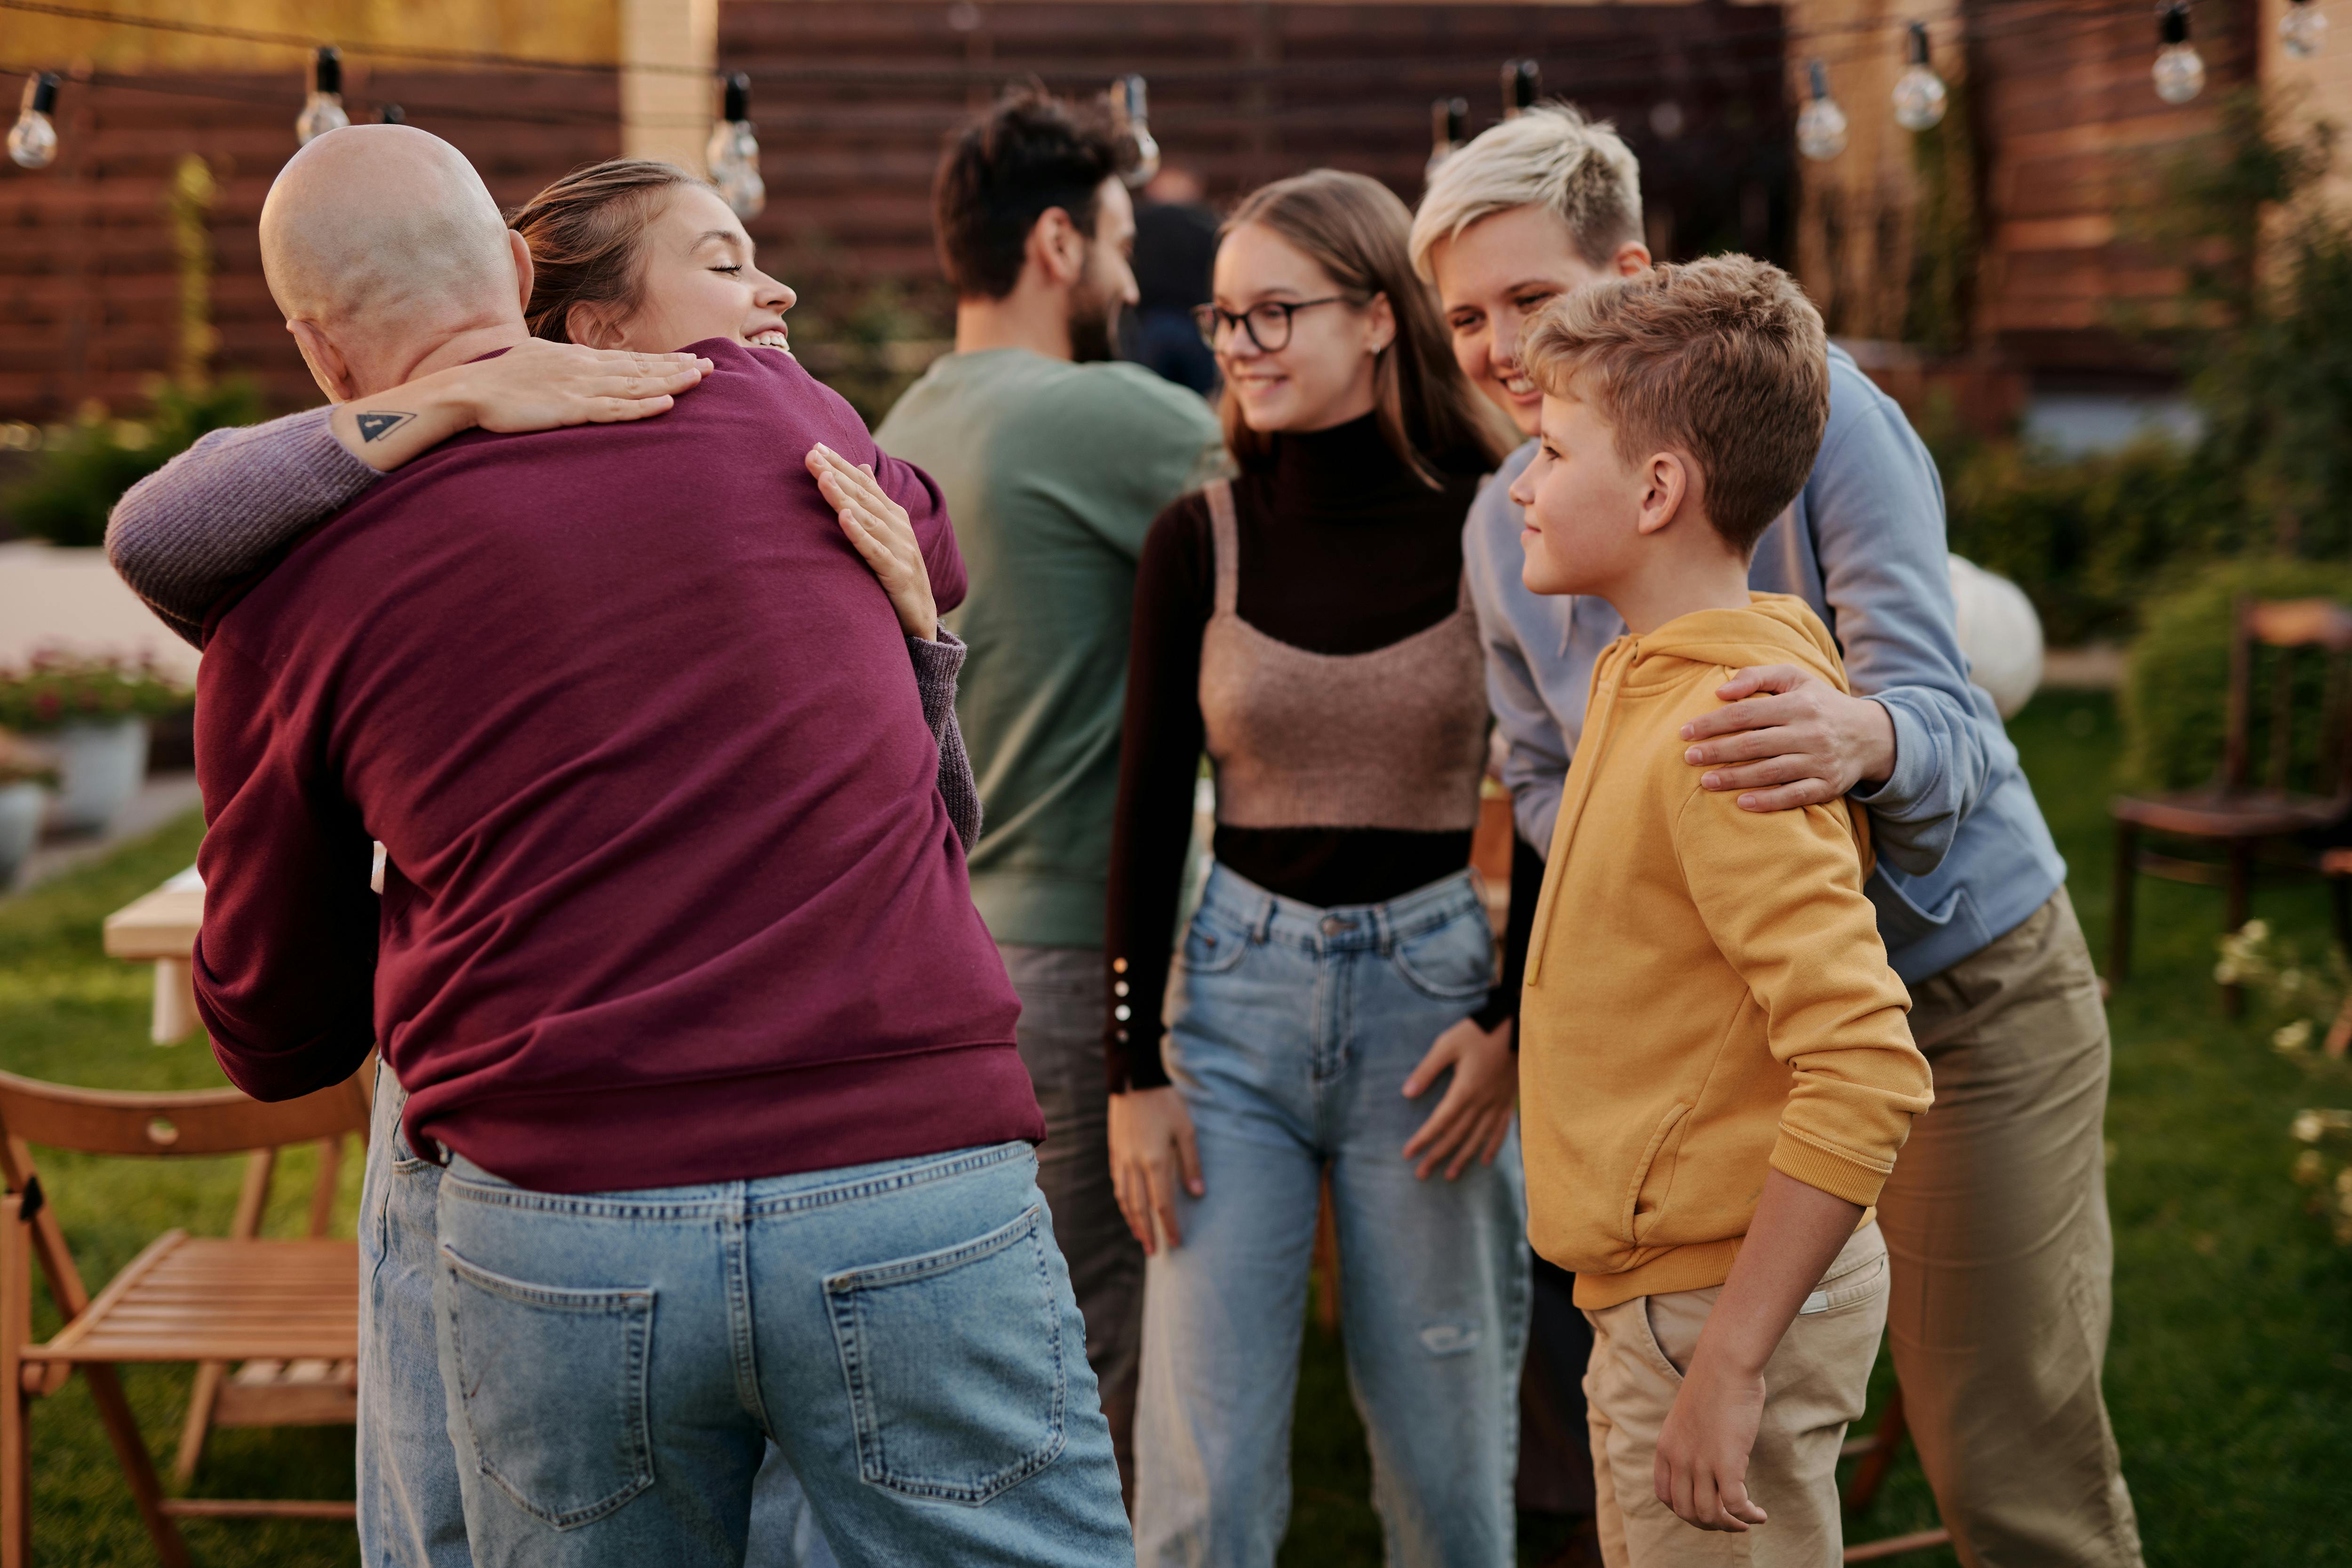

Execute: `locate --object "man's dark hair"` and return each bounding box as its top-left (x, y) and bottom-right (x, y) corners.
top-left (933, 87), bottom-right (1123, 301)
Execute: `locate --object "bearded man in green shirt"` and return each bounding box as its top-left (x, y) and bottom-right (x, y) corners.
top-left (875, 88), bottom-right (1225, 1497)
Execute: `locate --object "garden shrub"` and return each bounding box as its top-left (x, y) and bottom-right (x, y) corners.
top-left (0, 379), bottom-right (264, 549)
top-left (2119, 557), bottom-right (2352, 794)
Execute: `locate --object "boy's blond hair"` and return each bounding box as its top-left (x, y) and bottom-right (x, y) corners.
top-left (1520, 255), bottom-right (1828, 554)
top-left (1408, 103), bottom-right (1643, 280)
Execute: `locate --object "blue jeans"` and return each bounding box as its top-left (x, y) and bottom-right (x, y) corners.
top-left (1134, 864), bottom-right (1530, 1568)
top-left (358, 1061), bottom-right (841, 1568)
top-left (429, 1138), bottom-right (1132, 1567)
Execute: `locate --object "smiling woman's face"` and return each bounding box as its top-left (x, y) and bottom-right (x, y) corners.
top-left (572, 183), bottom-right (797, 355)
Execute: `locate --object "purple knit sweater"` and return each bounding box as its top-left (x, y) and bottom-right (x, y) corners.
top-left (108, 405), bottom-right (983, 848)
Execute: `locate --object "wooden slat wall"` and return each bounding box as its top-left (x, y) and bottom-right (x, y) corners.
top-left (1969, 0), bottom-right (2258, 375)
top-left (727, 0), bottom-right (1796, 286)
top-left (0, 70), bottom-right (621, 422)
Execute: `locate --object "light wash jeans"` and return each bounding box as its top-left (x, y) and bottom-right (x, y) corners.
top-left (357, 1059), bottom-right (847, 1568)
top-left (1134, 864), bottom-right (1530, 1568)
top-left (429, 1137), bottom-right (1132, 1568)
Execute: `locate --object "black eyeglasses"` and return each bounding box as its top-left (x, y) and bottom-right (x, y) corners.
top-left (1192, 296), bottom-right (1350, 353)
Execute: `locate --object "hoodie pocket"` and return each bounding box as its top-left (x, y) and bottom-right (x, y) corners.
top-left (1618, 1102), bottom-right (1692, 1244)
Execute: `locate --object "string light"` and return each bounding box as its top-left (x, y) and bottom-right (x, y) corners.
top-left (2281, 0), bottom-right (2328, 57)
top-left (1501, 58), bottom-right (1540, 119)
top-left (706, 72), bottom-right (764, 218)
top-left (8, 71), bottom-right (58, 169)
top-left (378, 103), bottom-right (405, 124)
top-left (1112, 74), bottom-right (1159, 188)
top-left (295, 45), bottom-right (347, 144)
top-left (1426, 96), bottom-right (1468, 183)
top-left (2153, 1), bottom-right (2205, 102)
top-left (1893, 22), bottom-right (1948, 131)
top-left (1796, 58), bottom-right (1848, 160)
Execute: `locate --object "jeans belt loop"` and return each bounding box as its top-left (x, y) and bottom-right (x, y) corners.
top-left (1250, 893), bottom-right (1277, 946)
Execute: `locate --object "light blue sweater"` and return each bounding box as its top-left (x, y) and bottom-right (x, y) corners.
top-left (1463, 343), bottom-right (2066, 985)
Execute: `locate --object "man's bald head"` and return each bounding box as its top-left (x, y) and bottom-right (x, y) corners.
top-left (263, 126), bottom-right (530, 396)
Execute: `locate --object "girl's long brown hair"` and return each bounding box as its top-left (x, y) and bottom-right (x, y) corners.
top-left (507, 159), bottom-right (704, 342)
top-left (1218, 169), bottom-right (1515, 486)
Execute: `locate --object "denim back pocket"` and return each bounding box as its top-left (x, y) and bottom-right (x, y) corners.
top-left (824, 1204), bottom-right (1066, 1506)
top-left (440, 1244), bottom-right (656, 1530)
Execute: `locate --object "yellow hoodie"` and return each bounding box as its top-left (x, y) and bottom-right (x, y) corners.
top-left (1520, 593), bottom-right (1934, 1310)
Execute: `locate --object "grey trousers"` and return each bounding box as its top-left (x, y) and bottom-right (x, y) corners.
top-left (1880, 889), bottom-right (2145, 1568)
top-left (1000, 943), bottom-right (1148, 1503)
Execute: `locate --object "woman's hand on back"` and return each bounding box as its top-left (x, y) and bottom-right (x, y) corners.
top-left (328, 341), bottom-right (712, 473)
top-left (806, 443), bottom-right (938, 641)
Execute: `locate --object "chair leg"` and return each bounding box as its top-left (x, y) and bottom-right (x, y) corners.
top-left (1, 1195), bottom-right (27, 1568)
top-left (2224, 840), bottom-right (2253, 1019)
top-left (172, 1360), bottom-right (226, 1486)
top-left (82, 1366), bottom-right (189, 1568)
top-left (1842, 1383), bottom-right (1907, 1513)
top-left (2108, 823), bottom-right (2138, 985)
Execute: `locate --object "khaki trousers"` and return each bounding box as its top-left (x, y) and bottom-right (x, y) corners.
top-left (1583, 1224), bottom-right (1890, 1568)
top-left (1880, 889), bottom-right (2144, 1567)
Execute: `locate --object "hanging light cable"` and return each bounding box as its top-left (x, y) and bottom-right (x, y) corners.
top-left (1426, 96), bottom-right (1468, 183)
top-left (1112, 74), bottom-right (1159, 188)
top-left (2282, 0), bottom-right (2328, 57)
top-left (8, 72), bottom-right (59, 169)
top-left (296, 45), bottom-right (348, 143)
top-left (1892, 21), bottom-right (1949, 131)
top-left (2153, 1), bottom-right (2206, 102)
top-left (1501, 58), bottom-right (1540, 119)
top-left (1796, 58), bottom-right (1849, 160)
top-left (707, 72), bottom-right (765, 218)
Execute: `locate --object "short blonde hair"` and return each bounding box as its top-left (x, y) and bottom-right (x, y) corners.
top-left (1409, 104), bottom-right (1643, 281)
top-left (1520, 255), bottom-right (1828, 554)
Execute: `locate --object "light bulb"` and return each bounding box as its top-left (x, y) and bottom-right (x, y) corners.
top-left (1893, 23), bottom-right (1948, 131)
top-left (2153, 3), bottom-right (2205, 102)
top-left (297, 46), bottom-right (348, 145)
top-left (9, 73), bottom-right (59, 170)
top-left (1796, 59), bottom-right (1848, 161)
top-left (707, 72), bottom-right (765, 219)
top-left (1502, 58), bottom-right (1540, 120)
top-left (1426, 96), bottom-right (1467, 183)
top-left (2282, 0), bottom-right (2328, 57)
top-left (1113, 76), bottom-right (1159, 189)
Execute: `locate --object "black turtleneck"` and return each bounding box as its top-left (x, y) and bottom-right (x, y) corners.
top-left (1103, 414), bottom-right (1500, 1091)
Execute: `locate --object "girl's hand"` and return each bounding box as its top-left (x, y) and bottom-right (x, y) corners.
top-left (806, 443), bottom-right (938, 640)
top-left (1108, 1086), bottom-right (1204, 1254)
top-left (330, 341), bottom-right (711, 473)
top-left (1400, 1015), bottom-right (1517, 1180)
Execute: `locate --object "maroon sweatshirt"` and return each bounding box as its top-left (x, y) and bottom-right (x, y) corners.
top-left (193, 338), bottom-right (1040, 1193)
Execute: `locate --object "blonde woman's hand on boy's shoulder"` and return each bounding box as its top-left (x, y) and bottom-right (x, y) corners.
top-left (1677, 664), bottom-right (1896, 813)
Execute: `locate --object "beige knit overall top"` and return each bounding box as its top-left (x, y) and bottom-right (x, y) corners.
top-left (1196, 479), bottom-right (1487, 834)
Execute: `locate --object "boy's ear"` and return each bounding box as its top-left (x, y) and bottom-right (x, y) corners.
top-left (1633, 451), bottom-right (1691, 539)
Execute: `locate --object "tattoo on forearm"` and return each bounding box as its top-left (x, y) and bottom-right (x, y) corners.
top-left (355, 410), bottom-right (417, 443)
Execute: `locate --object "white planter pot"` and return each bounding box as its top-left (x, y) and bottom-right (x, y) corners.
top-left (0, 782), bottom-right (44, 889)
top-left (46, 717), bottom-right (148, 835)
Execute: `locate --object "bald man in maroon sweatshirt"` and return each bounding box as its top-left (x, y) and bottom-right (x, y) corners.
top-left (192, 127), bottom-right (1130, 1568)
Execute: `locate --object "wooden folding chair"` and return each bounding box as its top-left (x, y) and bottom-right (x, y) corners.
top-left (0, 1064), bottom-right (372, 1567)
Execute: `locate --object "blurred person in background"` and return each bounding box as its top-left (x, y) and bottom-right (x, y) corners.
top-left (1122, 165), bottom-right (1223, 395)
top-left (1104, 168), bottom-right (1522, 1568)
top-left (873, 87), bottom-right (1228, 1503)
top-left (1416, 105), bottom-right (2142, 1568)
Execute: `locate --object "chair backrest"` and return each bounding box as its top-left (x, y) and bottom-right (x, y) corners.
top-left (0, 1068), bottom-right (370, 1160)
top-left (2224, 597), bottom-right (2352, 799)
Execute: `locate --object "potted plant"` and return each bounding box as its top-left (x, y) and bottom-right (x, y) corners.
top-left (0, 652), bottom-right (193, 835)
top-left (0, 751), bottom-right (57, 891)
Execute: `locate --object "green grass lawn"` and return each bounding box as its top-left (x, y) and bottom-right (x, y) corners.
top-left (2, 690), bottom-right (2348, 1564)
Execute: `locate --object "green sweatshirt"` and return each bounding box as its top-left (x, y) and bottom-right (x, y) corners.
top-left (875, 349), bottom-right (1225, 948)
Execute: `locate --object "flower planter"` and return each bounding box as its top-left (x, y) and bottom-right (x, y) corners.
top-left (47, 717), bottom-right (148, 835)
top-left (0, 781), bottom-right (45, 888)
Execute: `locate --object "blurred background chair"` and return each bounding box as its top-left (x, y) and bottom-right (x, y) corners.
top-left (2110, 597), bottom-right (2352, 1014)
top-left (0, 1063), bottom-right (371, 1568)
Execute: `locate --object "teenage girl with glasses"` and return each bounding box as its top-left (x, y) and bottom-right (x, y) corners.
top-left (1104, 169), bottom-right (1525, 1567)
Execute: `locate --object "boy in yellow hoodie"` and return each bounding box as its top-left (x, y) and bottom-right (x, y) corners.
top-left (1505, 255), bottom-right (1935, 1568)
